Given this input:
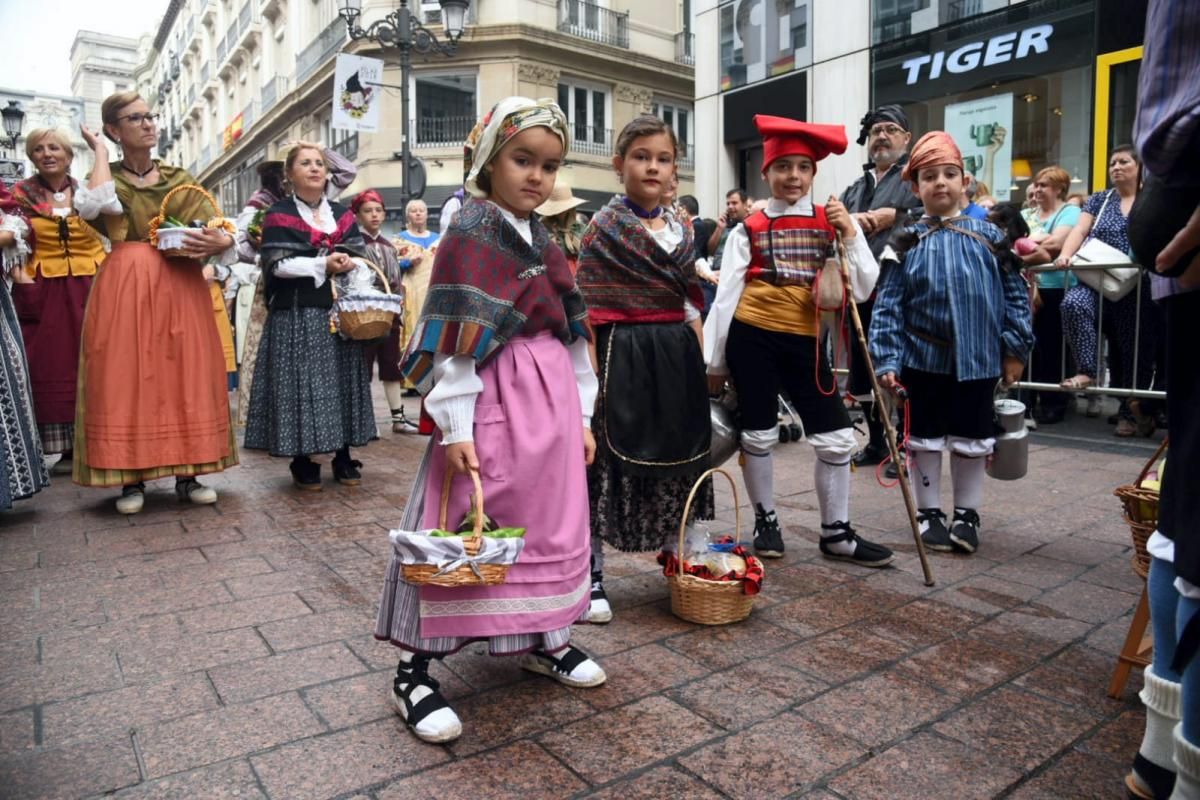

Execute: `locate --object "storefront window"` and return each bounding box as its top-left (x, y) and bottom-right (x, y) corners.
top-left (719, 0), bottom-right (811, 91)
top-left (894, 69), bottom-right (1092, 202)
top-left (873, 0), bottom-right (1096, 201)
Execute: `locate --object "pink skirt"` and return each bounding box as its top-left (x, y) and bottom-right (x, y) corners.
top-left (376, 331), bottom-right (591, 644)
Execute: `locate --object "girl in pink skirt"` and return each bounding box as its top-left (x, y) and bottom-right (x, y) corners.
top-left (374, 97), bottom-right (605, 744)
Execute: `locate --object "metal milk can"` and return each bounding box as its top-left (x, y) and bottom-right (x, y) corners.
top-left (987, 398), bottom-right (1028, 480)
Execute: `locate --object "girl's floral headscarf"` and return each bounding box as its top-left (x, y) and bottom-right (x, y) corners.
top-left (463, 97), bottom-right (570, 198)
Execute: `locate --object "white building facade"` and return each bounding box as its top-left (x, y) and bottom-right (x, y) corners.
top-left (130, 0), bottom-right (694, 225)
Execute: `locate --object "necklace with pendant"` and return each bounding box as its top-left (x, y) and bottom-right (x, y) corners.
top-left (121, 160), bottom-right (155, 185)
top-left (37, 174), bottom-right (71, 202)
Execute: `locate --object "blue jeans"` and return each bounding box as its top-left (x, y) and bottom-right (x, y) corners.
top-left (1148, 556), bottom-right (1200, 742)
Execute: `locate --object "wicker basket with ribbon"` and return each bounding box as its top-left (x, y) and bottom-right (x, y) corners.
top-left (1114, 437), bottom-right (1168, 579)
top-left (332, 259), bottom-right (404, 340)
top-left (147, 183), bottom-right (237, 258)
top-left (666, 468), bottom-right (762, 625)
top-left (390, 467), bottom-right (526, 587)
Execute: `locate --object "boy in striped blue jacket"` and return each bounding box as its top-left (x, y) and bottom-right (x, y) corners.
top-left (869, 131), bottom-right (1034, 555)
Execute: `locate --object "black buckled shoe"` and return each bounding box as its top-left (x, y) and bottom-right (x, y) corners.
top-left (917, 508), bottom-right (953, 552)
top-left (852, 442), bottom-right (890, 468)
top-left (752, 504), bottom-right (785, 559)
top-left (391, 655), bottom-right (462, 743)
top-left (332, 452), bottom-right (363, 486)
top-left (950, 508), bottom-right (981, 554)
top-left (819, 521), bottom-right (895, 568)
top-left (289, 457), bottom-right (321, 491)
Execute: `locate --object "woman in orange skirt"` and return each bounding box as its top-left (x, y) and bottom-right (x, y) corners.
top-left (74, 91), bottom-right (239, 514)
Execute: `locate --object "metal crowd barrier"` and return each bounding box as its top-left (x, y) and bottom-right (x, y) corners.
top-left (830, 262), bottom-right (1167, 402)
top-left (1015, 262), bottom-right (1165, 401)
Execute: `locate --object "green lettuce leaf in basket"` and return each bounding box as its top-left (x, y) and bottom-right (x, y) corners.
top-left (427, 527), bottom-right (526, 539)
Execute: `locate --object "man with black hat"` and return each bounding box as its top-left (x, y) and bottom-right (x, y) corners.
top-left (840, 104), bottom-right (923, 469)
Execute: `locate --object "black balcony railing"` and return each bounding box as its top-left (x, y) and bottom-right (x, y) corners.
top-left (674, 31), bottom-right (694, 65)
top-left (569, 125), bottom-right (613, 156)
top-left (414, 115), bottom-right (475, 147)
top-left (297, 18), bottom-right (347, 83)
top-left (557, 0), bottom-right (629, 49)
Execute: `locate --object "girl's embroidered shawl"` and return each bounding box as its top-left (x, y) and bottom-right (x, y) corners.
top-left (575, 196), bottom-right (702, 325)
top-left (259, 196), bottom-right (368, 272)
top-left (400, 198), bottom-right (589, 391)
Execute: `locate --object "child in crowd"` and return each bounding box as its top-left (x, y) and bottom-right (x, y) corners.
top-left (704, 114), bottom-right (891, 566)
top-left (352, 189), bottom-right (415, 434)
top-left (575, 116), bottom-right (712, 624)
top-left (374, 98), bottom-right (604, 744)
top-left (869, 131), bottom-right (1034, 554)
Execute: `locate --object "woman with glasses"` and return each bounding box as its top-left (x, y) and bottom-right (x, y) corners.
top-left (73, 91), bottom-right (239, 514)
top-left (8, 128), bottom-right (108, 476)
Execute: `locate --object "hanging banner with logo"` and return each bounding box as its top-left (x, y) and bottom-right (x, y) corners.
top-left (944, 93), bottom-right (1014, 202)
top-left (332, 53), bottom-right (383, 133)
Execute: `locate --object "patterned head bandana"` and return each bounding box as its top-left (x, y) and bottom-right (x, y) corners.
top-left (463, 97), bottom-right (570, 198)
top-left (856, 104), bottom-right (910, 146)
top-left (902, 131), bottom-right (964, 183)
top-left (350, 188), bottom-right (385, 214)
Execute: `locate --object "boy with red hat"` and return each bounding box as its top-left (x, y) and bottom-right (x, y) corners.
top-left (703, 114), bottom-right (893, 567)
top-left (869, 131), bottom-right (1033, 554)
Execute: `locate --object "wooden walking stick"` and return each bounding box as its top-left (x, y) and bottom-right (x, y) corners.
top-left (835, 233), bottom-right (935, 586)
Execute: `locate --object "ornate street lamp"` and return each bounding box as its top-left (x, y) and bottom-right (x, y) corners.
top-left (2, 101), bottom-right (26, 152)
top-left (337, 0), bottom-right (470, 205)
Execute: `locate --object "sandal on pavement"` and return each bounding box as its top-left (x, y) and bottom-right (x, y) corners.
top-left (520, 645), bottom-right (607, 688)
top-left (115, 483), bottom-right (145, 515)
top-left (175, 478), bottom-right (217, 505)
top-left (391, 655), bottom-right (462, 743)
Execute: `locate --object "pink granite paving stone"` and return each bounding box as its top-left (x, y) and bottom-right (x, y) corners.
top-left (0, 375), bottom-right (1163, 797)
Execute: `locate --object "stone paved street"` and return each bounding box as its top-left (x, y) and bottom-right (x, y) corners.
top-left (0, 393), bottom-right (1159, 799)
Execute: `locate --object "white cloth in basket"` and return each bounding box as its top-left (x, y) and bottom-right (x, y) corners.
top-left (389, 529), bottom-right (525, 579)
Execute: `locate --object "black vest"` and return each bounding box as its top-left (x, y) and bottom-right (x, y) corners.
top-left (265, 264), bottom-right (334, 310)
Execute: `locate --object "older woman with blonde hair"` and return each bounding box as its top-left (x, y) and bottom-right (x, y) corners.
top-left (8, 128), bottom-right (108, 473)
top-left (74, 90), bottom-right (239, 514)
top-left (1020, 165), bottom-right (1081, 424)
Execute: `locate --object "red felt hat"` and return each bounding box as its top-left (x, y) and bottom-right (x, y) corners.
top-left (754, 115), bottom-right (848, 172)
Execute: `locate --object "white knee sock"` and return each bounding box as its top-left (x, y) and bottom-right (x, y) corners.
top-left (383, 381), bottom-right (406, 415)
top-left (1172, 724), bottom-right (1200, 800)
top-left (911, 449), bottom-right (943, 510)
top-left (1136, 667), bottom-right (1181, 787)
top-left (950, 453), bottom-right (986, 510)
top-left (814, 457), bottom-right (850, 527)
top-left (741, 451), bottom-right (774, 513)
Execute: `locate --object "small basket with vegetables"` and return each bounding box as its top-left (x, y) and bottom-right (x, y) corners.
top-left (148, 184), bottom-right (237, 258)
top-left (390, 467), bottom-right (527, 587)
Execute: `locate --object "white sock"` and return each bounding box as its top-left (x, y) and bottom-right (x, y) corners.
top-left (911, 449), bottom-right (943, 510)
top-left (1172, 724), bottom-right (1200, 800)
top-left (384, 381), bottom-right (406, 416)
top-left (1138, 667), bottom-right (1182, 778)
top-left (814, 458), bottom-right (850, 527)
top-left (951, 453), bottom-right (986, 510)
top-left (741, 451), bottom-right (775, 513)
